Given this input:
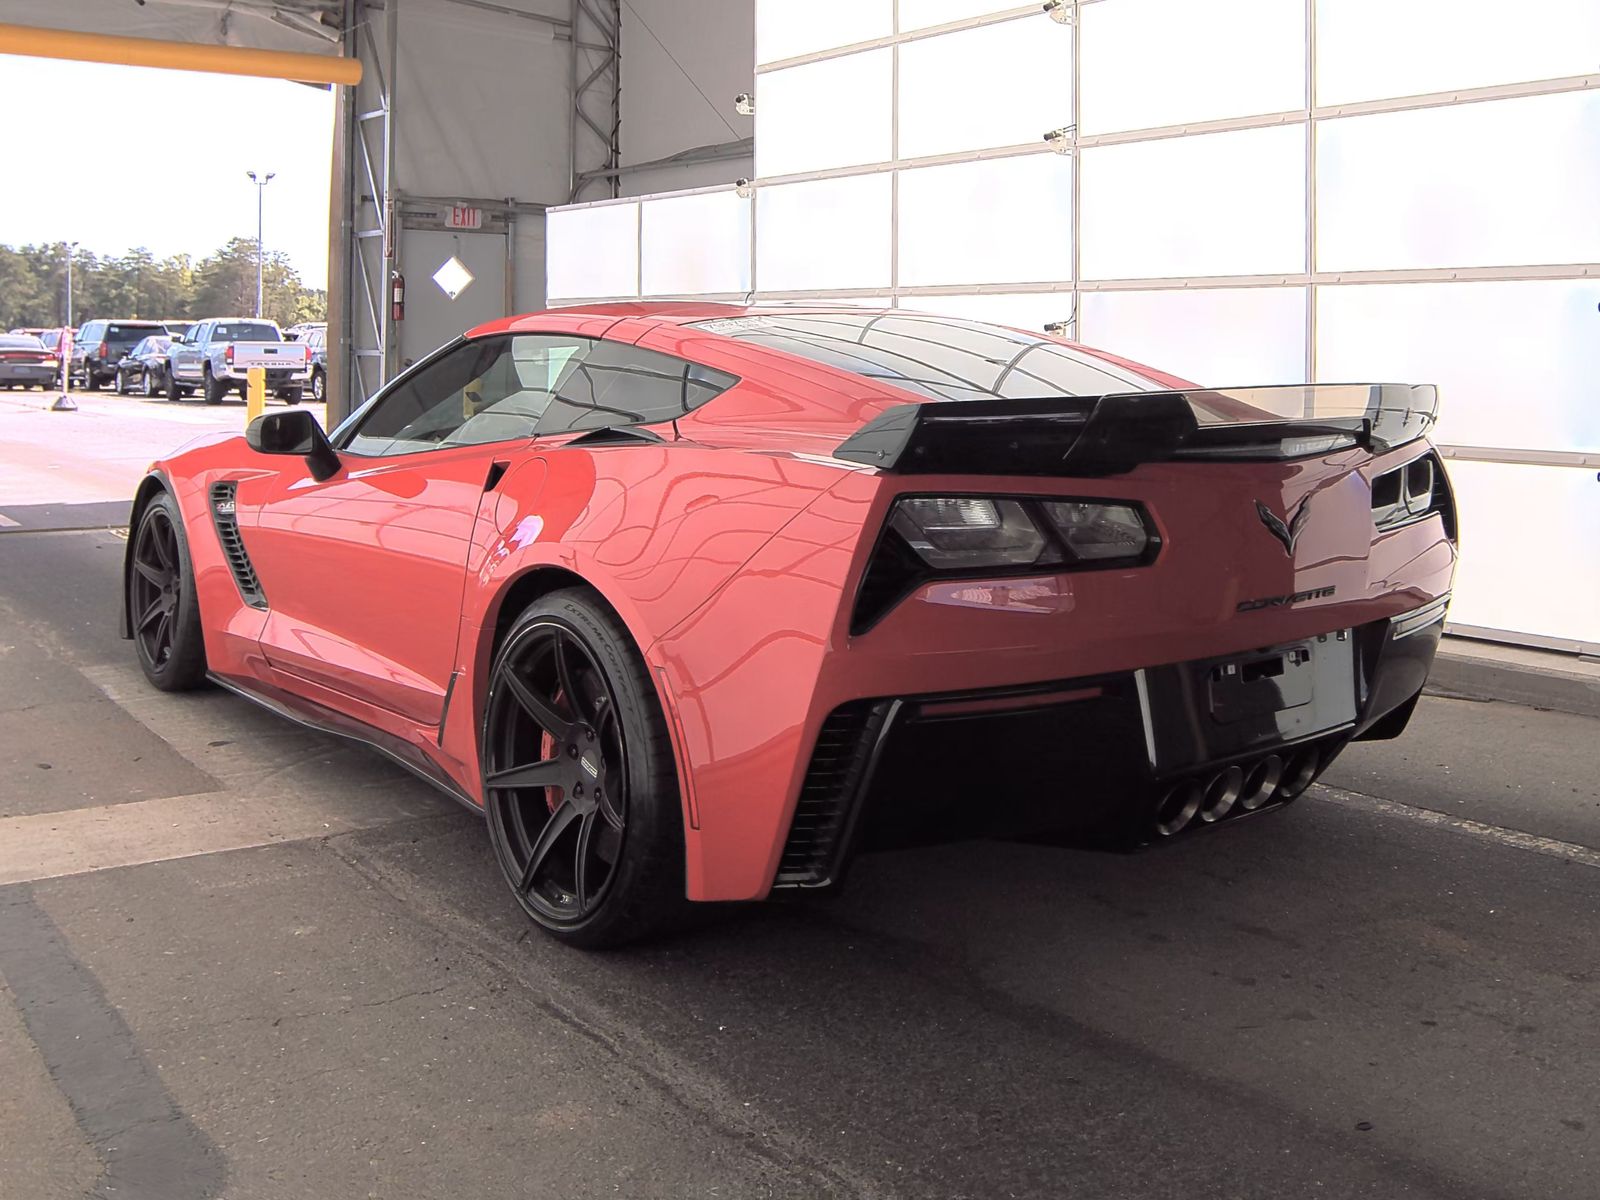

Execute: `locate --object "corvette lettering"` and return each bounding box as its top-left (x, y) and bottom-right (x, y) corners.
top-left (1237, 586), bottom-right (1337, 612)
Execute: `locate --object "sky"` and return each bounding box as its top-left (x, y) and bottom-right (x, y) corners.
top-left (0, 56), bottom-right (336, 288)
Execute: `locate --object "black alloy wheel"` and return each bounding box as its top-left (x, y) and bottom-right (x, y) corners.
top-left (128, 492), bottom-right (207, 690)
top-left (483, 591), bottom-right (686, 948)
top-left (311, 368), bottom-right (325, 403)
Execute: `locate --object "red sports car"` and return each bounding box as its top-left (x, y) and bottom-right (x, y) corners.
top-left (121, 305), bottom-right (1456, 946)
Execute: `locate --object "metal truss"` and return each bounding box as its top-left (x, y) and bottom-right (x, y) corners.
top-left (569, 0), bottom-right (621, 203)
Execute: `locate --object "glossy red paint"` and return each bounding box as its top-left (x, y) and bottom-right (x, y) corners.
top-left (129, 304), bottom-right (1457, 902)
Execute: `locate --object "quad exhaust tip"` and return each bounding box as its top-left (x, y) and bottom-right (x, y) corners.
top-left (1154, 743), bottom-right (1326, 837)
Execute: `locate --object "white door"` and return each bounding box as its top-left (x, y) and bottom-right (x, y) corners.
top-left (399, 230), bottom-right (508, 368)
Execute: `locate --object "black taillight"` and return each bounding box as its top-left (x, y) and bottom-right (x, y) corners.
top-left (1372, 450), bottom-right (1454, 541)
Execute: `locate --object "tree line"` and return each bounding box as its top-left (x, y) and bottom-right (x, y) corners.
top-left (0, 239), bottom-right (327, 332)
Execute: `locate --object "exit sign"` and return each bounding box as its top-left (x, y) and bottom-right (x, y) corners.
top-left (446, 205), bottom-right (483, 230)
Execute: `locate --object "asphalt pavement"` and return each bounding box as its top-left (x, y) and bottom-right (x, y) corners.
top-left (1, 403), bottom-right (1598, 1199)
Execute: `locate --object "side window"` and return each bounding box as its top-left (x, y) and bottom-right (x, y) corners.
top-left (340, 334), bottom-right (739, 457)
top-left (343, 337), bottom-right (540, 456)
top-left (533, 339), bottom-right (737, 435)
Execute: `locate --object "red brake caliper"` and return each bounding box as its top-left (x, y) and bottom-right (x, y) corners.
top-left (539, 690), bottom-right (563, 815)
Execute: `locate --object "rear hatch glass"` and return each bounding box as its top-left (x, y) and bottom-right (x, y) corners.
top-left (213, 323), bottom-right (280, 342)
top-left (106, 323), bottom-right (168, 346)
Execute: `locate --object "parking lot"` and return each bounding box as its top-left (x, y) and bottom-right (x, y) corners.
top-left (2, 393), bottom-right (1599, 1199)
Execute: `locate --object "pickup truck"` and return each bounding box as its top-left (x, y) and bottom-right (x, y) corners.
top-left (167, 318), bottom-right (312, 405)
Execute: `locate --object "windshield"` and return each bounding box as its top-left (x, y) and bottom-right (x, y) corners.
top-left (214, 323), bottom-right (280, 342)
top-left (689, 311), bottom-right (1171, 401)
top-left (106, 324), bottom-right (167, 345)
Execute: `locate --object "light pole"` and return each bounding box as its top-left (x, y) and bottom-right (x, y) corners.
top-left (65, 241), bottom-right (78, 330)
top-left (246, 170), bottom-right (276, 317)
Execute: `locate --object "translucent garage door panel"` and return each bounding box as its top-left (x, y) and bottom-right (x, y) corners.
top-left (1080, 0), bottom-right (1304, 133)
top-left (756, 49), bottom-right (893, 177)
top-left (1317, 92), bottom-right (1600, 272)
top-left (755, 174), bottom-right (893, 292)
top-left (546, 203), bottom-right (638, 301)
top-left (908, 292), bottom-right (1074, 333)
top-left (756, 0), bottom-right (891, 64)
top-left (898, 0), bottom-right (1016, 31)
top-left (1444, 461), bottom-right (1600, 648)
top-left (899, 19), bottom-right (1070, 159)
top-left (1317, 0), bottom-right (1600, 106)
top-left (1317, 281), bottom-right (1600, 453)
top-left (898, 154), bottom-right (1072, 287)
top-left (1080, 288), bottom-right (1307, 386)
top-left (640, 191), bottom-right (751, 296)
top-left (1080, 125), bottom-right (1305, 280)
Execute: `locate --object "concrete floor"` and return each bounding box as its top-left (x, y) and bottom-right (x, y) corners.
top-left (1, 398), bottom-right (1598, 1199)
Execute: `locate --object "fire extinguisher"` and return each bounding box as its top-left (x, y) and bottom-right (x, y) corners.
top-left (391, 271), bottom-right (406, 322)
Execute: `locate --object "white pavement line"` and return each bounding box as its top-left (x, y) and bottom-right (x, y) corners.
top-left (1313, 784), bottom-right (1600, 871)
top-left (0, 514), bottom-right (18, 528)
top-left (0, 790), bottom-right (429, 887)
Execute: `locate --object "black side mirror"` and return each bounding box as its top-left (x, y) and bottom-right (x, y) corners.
top-left (246, 409), bottom-right (341, 482)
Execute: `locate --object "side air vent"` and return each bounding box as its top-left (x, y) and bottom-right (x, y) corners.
top-left (774, 701), bottom-right (893, 887)
top-left (851, 530), bottom-right (926, 635)
top-left (209, 482), bottom-right (267, 609)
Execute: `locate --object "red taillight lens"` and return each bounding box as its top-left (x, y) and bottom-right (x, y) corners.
top-left (96, 342), bottom-right (109, 359)
top-left (225, 344), bottom-right (235, 364)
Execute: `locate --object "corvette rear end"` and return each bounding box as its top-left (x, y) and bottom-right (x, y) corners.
top-left (649, 367), bottom-right (1456, 901)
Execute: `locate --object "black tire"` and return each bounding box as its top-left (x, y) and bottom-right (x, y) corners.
top-left (128, 490), bottom-right (208, 691)
top-left (310, 368), bottom-right (325, 403)
top-left (202, 365), bottom-right (225, 405)
top-left (166, 368), bottom-right (182, 401)
top-left (83, 368), bottom-right (101, 391)
top-left (141, 368), bottom-right (157, 398)
top-left (483, 589), bottom-right (687, 949)
top-left (280, 388), bottom-right (303, 405)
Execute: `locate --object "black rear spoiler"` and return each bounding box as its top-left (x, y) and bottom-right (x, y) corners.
top-left (833, 384), bottom-right (1438, 477)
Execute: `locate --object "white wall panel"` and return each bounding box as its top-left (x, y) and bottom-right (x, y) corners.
top-left (898, 154), bottom-right (1072, 286)
top-left (1080, 0), bottom-right (1304, 133)
top-left (1317, 0), bottom-right (1600, 105)
top-left (756, 49), bottom-right (893, 177)
top-left (640, 190), bottom-right (752, 295)
top-left (1445, 461), bottom-right (1600, 647)
top-left (1316, 280), bottom-right (1600, 453)
top-left (546, 203), bottom-right (639, 301)
top-left (1080, 125), bottom-right (1305, 279)
top-left (756, 0), bottom-right (891, 64)
top-left (898, 18), bottom-right (1070, 158)
top-left (909, 293), bottom-right (1072, 332)
top-left (897, 0), bottom-right (1016, 31)
top-left (755, 174), bottom-right (893, 291)
top-left (1317, 92), bottom-right (1600, 272)
top-left (1081, 288), bottom-right (1307, 385)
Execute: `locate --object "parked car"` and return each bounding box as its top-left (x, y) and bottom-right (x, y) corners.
top-left (303, 326), bottom-right (328, 402)
top-left (115, 335), bottom-right (175, 397)
top-left (118, 304), bottom-right (1456, 948)
top-left (285, 321), bottom-right (326, 343)
top-left (167, 318), bottom-right (312, 404)
top-left (0, 333), bottom-right (60, 390)
top-left (11, 327), bottom-right (66, 355)
top-left (71, 320), bottom-right (171, 390)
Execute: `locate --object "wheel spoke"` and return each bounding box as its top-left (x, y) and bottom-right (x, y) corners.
top-left (553, 635), bottom-right (590, 724)
top-left (519, 801), bottom-right (578, 893)
top-left (501, 667), bottom-right (573, 741)
top-left (147, 525), bottom-right (172, 571)
top-left (486, 757), bottom-right (567, 791)
top-left (134, 558), bottom-right (167, 587)
top-left (151, 610), bottom-right (172, 660)
top-left (136, 596), bottom-right (165, 631)
top-left (597, 787), bottom-right (624, 832)
top-left (574, 811), bottom-right (596, 910)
